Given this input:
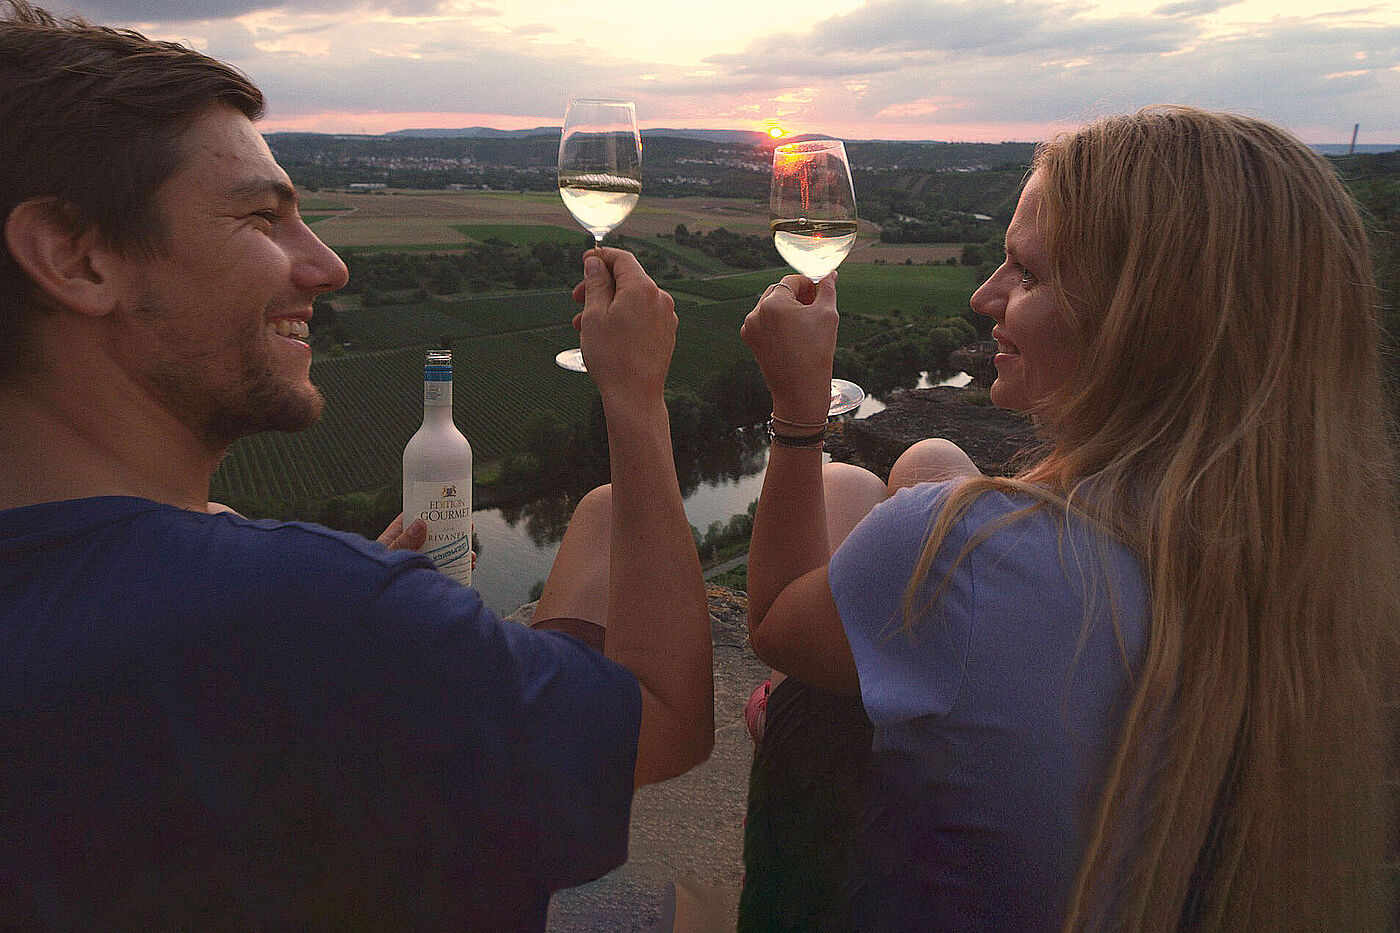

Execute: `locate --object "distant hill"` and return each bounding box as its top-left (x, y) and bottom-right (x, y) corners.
top-left (321, 126), bottom-right (1400, 154)
top-left (1313, 143), bottom-right (1400, 155)
top-left (385, 126), bottom-right (558, 139)
top-left (646, 128), bottom-right (772, 145)
top-left (384, 126), bottom-right (778, 145)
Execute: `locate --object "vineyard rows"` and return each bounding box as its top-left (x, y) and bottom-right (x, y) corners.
top-left (211, 262), bottom-right (967, 503)
top-left (211, 331), bottom-right (602, 503)
top-left (668, 273), bottom-right (773, 301)
top-left (435, 291), bottom-right (576, 335)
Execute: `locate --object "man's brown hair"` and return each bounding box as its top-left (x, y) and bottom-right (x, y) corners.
top-left (0, 0), bottom-right (264, 378)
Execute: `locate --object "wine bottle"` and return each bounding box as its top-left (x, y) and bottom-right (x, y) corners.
top-left (403, 349), bottom-right (473, 586)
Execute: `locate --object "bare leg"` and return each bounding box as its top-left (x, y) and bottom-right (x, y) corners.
top-left (532, 484), bottom-right (612, 626)
top-left (822, 461), bottom-right (888, 552)
top-left (764, 462), bottom-right (884, 691)
top-left (886, 437), bottom-right (981, 495)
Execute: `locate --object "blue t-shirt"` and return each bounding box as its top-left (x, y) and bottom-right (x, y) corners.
top-left (828, 481), bottom-right (1148, 931)
top-left (0, 497), bottom-right (642, 932)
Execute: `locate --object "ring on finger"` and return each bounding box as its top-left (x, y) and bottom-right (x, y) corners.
top-left (770, 282), bottom-right (796, 298)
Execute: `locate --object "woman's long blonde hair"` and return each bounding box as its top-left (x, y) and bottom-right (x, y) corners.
top-left (908, 106), bottom-right (1399, 930)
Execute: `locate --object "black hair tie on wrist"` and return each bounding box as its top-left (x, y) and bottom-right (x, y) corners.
top-left (766, 418), bottom-right (826, 449)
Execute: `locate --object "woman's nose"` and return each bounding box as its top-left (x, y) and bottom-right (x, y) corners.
top-left (970, 270), bottom-right (1004, 321)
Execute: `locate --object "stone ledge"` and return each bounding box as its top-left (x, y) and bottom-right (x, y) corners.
top-left (510, 585), bottom-right (762, 931)
top-left (826, 385), bottom-right (1038, 478)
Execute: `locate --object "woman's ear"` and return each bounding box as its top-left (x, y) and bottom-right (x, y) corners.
top-left (4, 198), bottom-right (124, 318)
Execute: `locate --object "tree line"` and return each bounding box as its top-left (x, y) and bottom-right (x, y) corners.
top-left (331, 226), bottom-right (785, 304)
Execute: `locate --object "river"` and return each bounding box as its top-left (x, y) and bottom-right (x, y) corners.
top-left (469, 372), bottom-right (971, 616)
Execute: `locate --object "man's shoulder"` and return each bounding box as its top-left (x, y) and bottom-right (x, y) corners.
top-left (2, 495), bottom-right (430, 592)
top-left (211, 510), bottom-right (423, 571)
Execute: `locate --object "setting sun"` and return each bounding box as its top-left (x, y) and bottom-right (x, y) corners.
top-left (768, 126), bottom-right (785, 138)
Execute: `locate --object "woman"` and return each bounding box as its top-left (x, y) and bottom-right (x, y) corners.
top-left (739, 106), bottom-right (1398, 931)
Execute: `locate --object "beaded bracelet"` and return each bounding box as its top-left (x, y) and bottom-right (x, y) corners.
top-left (767, 418), bottom-right (826, 449)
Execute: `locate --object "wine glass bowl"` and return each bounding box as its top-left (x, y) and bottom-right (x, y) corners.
top-left (558, 171), bottom-right (640, 242)
top-left (770, 139), bottom-right (858, 283)
top-left (555, 99), bottom-right (642, 372)
top-left (770, 137), bottom-right (864, 416)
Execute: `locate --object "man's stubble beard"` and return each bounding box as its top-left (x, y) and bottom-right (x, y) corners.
top-left (142, 311), bottom-right (326, 447)
top-left (204, 362), bottom-right (324, 442)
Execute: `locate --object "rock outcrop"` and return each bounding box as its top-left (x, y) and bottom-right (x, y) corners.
top-left (507, 586), bottom-right (764, 931)
top-left (827, 384), bottom-right (1039, 478)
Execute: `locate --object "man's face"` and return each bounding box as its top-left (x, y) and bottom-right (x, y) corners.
top-left (112, 104), bottom-right (348, 445)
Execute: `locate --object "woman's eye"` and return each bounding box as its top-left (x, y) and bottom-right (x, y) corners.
top-left (1016, 264), bottom-right (1036, 287)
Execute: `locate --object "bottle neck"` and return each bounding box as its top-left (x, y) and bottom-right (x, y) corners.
top-left (423, 377), bottom-right (453, 420)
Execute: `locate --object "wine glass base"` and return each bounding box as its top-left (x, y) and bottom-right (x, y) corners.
top-left (555, 347), bottom-right (588, 372)
top-left (829, 378), bottom-right (864, 416)
top-left (555, 348), bottom-right (588, 372)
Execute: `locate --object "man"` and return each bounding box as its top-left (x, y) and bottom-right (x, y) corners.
top-left (0, 2), bottom-right (712, 929)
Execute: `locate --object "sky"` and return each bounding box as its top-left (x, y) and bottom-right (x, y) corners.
top-left (52, 0), bottom-right (1400, 144)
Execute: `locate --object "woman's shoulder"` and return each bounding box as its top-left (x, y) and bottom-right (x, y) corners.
top-left (880, 479), bottom-right (1139, 575)
top-left (878, 479), bottom-right (1048, 534)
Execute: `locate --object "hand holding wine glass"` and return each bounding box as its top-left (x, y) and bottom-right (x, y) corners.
top-left (555, 98), bottom-right (642, 373)
top-left (769, 138), bottom-right (864, 416)
top-left (741, 273), bottom-right (842, 427)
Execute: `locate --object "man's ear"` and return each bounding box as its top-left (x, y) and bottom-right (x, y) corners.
top-left (4, 198), bottom-right (125, 318)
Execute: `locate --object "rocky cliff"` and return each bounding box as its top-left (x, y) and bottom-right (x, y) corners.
top-left (826, 384), bottom-right (1039, 478)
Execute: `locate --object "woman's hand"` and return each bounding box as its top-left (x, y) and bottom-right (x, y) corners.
top-left (740, 272), bottom-right (839, 425)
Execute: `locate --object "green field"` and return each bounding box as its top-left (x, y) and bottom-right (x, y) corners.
top-left (213, 332), bottom-right (594, 503)
top-left (644, 236), bottom-right (734, 275)
top-left (667, 263), bottom-right (981, 318)
top-left (835, 263), bottom-right (983, 318)
top-left (452, 223), bottom-right (584, 246)
top-left (299, 197), bottom-right (353, 211)
top-left (211, 231), bottom-right (985, 504)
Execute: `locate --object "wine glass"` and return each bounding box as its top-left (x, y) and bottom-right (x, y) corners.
top-left (770, 138), bottom-right (864, 416)
top-left (554, 98), bottom-right (642, 373)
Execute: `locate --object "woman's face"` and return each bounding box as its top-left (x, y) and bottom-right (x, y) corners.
top-left (970, 171), bottom-right (1081, 414)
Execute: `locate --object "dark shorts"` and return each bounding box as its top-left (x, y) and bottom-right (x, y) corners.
top-left (529, 616), bottom-right (606, 653)
top-left (738, 677), bottom-right (873, 933)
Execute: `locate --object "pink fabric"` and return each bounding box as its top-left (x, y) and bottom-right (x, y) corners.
top-left (744, 679), bottom-right (771, 745)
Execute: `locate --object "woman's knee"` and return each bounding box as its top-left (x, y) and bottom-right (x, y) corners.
top-left (888, 438), bottom-right (980, 493)
top-left (823, 462), bottom-right (887, 549)
top-left (823, 461), bottom-right (886, 505)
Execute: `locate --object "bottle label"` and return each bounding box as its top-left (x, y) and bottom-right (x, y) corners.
top-left (406, 480), bottom-right (472, 586)
top-left (424, 381), bottom-right (452, 406)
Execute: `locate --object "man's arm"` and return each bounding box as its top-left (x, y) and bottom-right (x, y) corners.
top-left (577, 249), bottom-right (713, 786)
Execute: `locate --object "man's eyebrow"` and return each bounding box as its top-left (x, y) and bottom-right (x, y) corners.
top-left (225, 178), bottom-right (298, 205)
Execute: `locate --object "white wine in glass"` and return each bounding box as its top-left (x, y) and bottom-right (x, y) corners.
top-left (555, 98), bottom-right (642, 372)
top-left (770, 138), bottom-right (864, 416)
